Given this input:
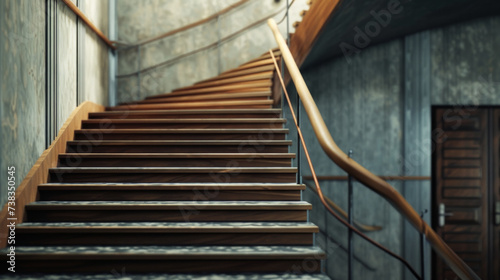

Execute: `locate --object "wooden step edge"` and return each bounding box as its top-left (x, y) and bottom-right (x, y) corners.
top-left (75, 128), bottom-right (289, 134)
top-left (82, 118), bottom-right (287, 124)
top-left (148, 82), bottom-right (272, 99)
top-left (26, 201), bottom-right (312, 211)
top-left (17, 223), bottom-right (319, 234)
top-left (194, 65), bottom-right (276, 84)
top-left (131, 92), bottom-right (272, 105)
top-left (175, 73), bottom-right (275, 92)
top-left (59, 153), bottom-right (296, 158)
top-left (107, 99), bottom-right (273, 111)
top-left (5, 246), bottom-right (325, 260)
top-left (90, 108), bottom-right (282, 117)
top-left (38, 183), bottom-right (307, 191)
top-left (49, 167), bottom-right (298, 173)
top-left (67, 140), bottom-right (293, 145)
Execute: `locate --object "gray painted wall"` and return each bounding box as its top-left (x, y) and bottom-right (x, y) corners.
top-left (0, 0), bottom-right (110, 209)
top-left (115, 0), bottom-right (309, 103)
top-left (288, 15), bottom-right (500, 279)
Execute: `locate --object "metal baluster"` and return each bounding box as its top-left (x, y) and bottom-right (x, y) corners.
top-left (348, 149), bottom-right (354, 280)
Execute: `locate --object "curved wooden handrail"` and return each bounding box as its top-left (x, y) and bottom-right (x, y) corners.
top-left (269, 50), bottom-right (420, 279)
top-left (267, 18), bottom-right (480, 280)
top-left (61, 0), bottom-right (116, 49)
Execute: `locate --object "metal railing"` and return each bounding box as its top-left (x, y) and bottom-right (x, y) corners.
top-left (267, 16), bottom-right (480, 280)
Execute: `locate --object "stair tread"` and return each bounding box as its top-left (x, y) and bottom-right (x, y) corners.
top-left (18, 222), bottom-right (319, 232)
top-left (38, 183), bottom-right (306, 190)
top-left (59, 153), bottom-right (295, 158)
top-left (0, 274), bottom-right (331, 280)
top-left (90, 108), bottom-right (282, 115)
top-left (2, 245), bottom-right (324, 259)
top-left (49, 167), bottom-right (298, 173)
top-left (26, 201), bottom-right (312, 211)
top-left (68, 140), bottom-right (292, 145)
top-left (75, 128), bottom-right (289, 133)
top-left (83, 118), bottom-right (286, 123)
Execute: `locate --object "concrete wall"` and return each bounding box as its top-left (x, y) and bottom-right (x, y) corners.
top-left (289, 15), bottom-right (500, 279)
top-left (0, 0), bottom-right (111, 209)
top-left (116, 0), bottom-right (309, 103)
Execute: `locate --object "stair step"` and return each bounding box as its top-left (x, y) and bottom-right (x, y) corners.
top-left (88, 109), bottom-right (282, 119)
top-left (16, 222), bottom-right (318, 246)
top-left (0, 246), bottom-right (325, 274)
top-left (0, 274), bottom-right (331, 280)
top-left (73, 128), bottom-right (288, 140)
top-left (38, 183), bottom-right (305, 201)
top-left (150, 80), bottom-right (272, 98)
top-left (48, 167), bottom-right (297, 183)
top-left (67, 140), bottom-right (292, 153)
top-left (25, 201), bottom-right (311, 222)
top-left (58, 153), bottom-right (294, 167)
top-left (180, 72), bottom-right (274, 90)
top-left (198, 65), bottom-right (276, 84)
top-left (132, 91), bottom-right (272, 104)
top-left (109, 99), bottom-right (273, 111)
top-left (81, 118), bottom-right (286, 129)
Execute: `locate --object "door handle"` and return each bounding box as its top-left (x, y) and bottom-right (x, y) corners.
top-left (439, 203), bottom-right (453, 227)
top-left (496, 202), bottom-right (500, 225)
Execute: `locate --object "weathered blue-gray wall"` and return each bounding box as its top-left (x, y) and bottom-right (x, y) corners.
top-left (0, 0), bottom-right (111, 210)
top-left (0, 0), bottom-right (47, 212)
top-left (288, 15), bottom-right (500, 279)
top-left (115, 0), bottom-right (309, 103)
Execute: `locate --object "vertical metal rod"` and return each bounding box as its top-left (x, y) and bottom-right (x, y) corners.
top-left (420, 209), bottom-right (427, 280)
top-left (348, 149), bottom-right (354, 280)
top-left (420, 232), bottom-right (425, 280)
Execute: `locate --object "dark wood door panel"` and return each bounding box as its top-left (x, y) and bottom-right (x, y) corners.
top-left (434, 107), bottom-right (489, 280)
top-left (493, 109), bottom-right (500, 280)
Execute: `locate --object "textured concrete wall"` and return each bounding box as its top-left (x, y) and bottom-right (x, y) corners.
top-left (292, 15), bottom-right (500, 279)
top-left (287, 39), bottom-right (405, 280)
top-left (0, 0), bottom-right (47, 211)
top-left (0, 0), bottom-right (110, 209)
top-left (116, 0), bottom-right (309, 103)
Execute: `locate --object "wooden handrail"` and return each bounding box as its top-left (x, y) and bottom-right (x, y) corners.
top-left (267, 18), bottom-right (480, 280)
top-left (269, 50), bottom-right (421, 279)
top-left (120, 0), bottom-right (249, 48)
top-left (61, 0), bottom-right (116, 49)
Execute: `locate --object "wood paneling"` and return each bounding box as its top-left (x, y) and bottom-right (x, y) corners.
top-left (434, 107), bottom-right (489, 280)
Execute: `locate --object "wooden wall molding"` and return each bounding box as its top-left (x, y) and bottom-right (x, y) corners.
top-left (0, 101), bottom-right (105, 248)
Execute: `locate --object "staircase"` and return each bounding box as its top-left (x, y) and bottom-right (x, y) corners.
top-left (2, 51), bottom-right (328, 279)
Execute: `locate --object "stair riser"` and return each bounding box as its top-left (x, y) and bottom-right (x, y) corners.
top-left (89, 113), bottom-right (281, 119)
top-left (26, 210), bottom-right (308, 222)
top-left (57, 157), bottom-right (292, 167)
top-left (74, 133), bottom-right (286, 141)
top-left (38, 190), bottom-right (301, 201)
top-left (48, 172), bottom-right (297, 183)
top-left (16, 233), bottom-right (313, 246)
top-left (66, 144), bottom-right (289, 153)
top-left (6, 259), bottom-right (322, 274)
top-left (81, 123), bottom-right (284, 129)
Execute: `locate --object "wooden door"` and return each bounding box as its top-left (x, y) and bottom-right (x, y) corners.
top-left (493, 109), bottom-right (500, 280)
top-left (433, 107), bottom-right (490, 279)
